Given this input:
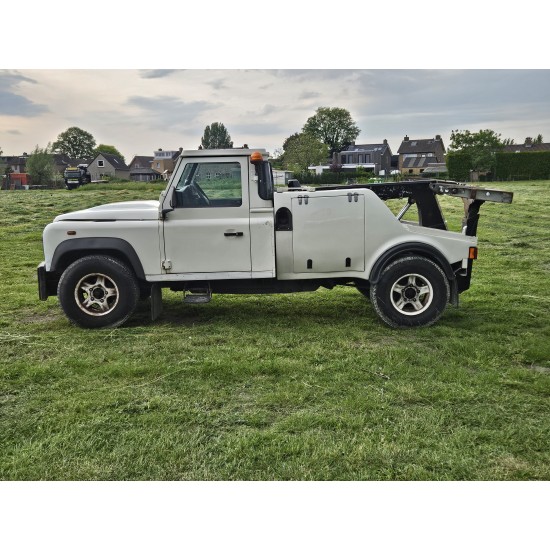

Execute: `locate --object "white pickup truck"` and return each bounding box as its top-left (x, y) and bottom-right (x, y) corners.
top-left (38, 147), bottom-right (513, 329)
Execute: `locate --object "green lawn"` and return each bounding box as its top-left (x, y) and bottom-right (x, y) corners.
top-left (0, 181), bottom-right (549, 480)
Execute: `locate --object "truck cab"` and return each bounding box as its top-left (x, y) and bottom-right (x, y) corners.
top-left (38, 147), bottom-right (513, 329)
top-left (64, 164), bottom-right (91, 190)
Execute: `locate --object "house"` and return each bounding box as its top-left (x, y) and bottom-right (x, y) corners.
top-left (0, 153), bottom-right (29, 173)
top-left (337, 140), bottom-right (393, 175)
top-left (128, 156), bottom-right (162, 182)
top-left (151, 148), bottom-right (182, 180)
top-left (397, 135), bottom-right (446, 175)
top-left (503, 137), bottom-right (550, 153)
top-left (87, 153), bottom-right (130, 181)
top-left (309, 139), bottom-right (393, 176)
top-left (52, 153), bottom-right (91, 175)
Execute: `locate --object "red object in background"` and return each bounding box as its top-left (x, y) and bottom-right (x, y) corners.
top-left (10, 173), bottom-right (30, 185)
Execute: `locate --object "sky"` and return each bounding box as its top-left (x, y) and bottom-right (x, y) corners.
top-left (1, 69), bottom-right (550, 163)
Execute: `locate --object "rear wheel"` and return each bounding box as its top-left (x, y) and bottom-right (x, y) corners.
top-left (370, 255), bottom-right (450, 328)
top-left (58, 255), bottom-right (139, 328)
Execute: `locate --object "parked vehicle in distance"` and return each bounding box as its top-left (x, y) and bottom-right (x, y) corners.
top-left (38, 148), bottom-right (513, 329)
top-left (64, 164), bottom-right (91, 190)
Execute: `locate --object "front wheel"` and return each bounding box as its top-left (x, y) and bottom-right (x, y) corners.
top-left (370, 255), bottom-right (450, 328)
top-left (58, 255), bottom-right (139, 328)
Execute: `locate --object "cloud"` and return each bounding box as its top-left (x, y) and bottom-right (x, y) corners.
top-left (299, 91), bottom-right (320, 100)
top-left (139, 69), bottom-right (180, 79)
top-left (127, 95), bottom-right (219, 130)
top-left (7, 129), bottom-right (21, 135)
top-left (208, 79), bottom-right (227, 90)
top-left (0, 70), bottom-right (48, 117)
top-left (230, 122), bottom-right (286, 136)
top-left (345, 69), bottom-right (550, 145)
top-left (265, 69), bottom-right (358, 82)
top-left (251, 104), bottom-right (280, 117)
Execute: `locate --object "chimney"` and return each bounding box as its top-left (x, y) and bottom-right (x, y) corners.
top-left (435, 135), bottom-right (441, 141)
top-left (383, 139), bottom-right (388, 145)
top-left (179, 147), bottom-right (183, 152)
top-left (404, 135), bottom-right (409, 141)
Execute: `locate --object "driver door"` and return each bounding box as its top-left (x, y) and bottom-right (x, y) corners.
top-left (162, 157), bottom-right (252, 275)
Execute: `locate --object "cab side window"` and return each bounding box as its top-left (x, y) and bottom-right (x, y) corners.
top-left (174, 161), bottom-right (242, 208)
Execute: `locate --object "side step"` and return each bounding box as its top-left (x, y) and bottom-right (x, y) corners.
top-left (183, 287), bottom-right (212, 304)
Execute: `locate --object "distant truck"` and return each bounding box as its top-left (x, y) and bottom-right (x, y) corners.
top-left (38, 148), bottom-right (513, 329)
top-left (64, 165), bottom-right (91, 190)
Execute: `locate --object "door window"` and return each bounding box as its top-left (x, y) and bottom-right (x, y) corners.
top-left (174, 161), bottom-right (242, 208)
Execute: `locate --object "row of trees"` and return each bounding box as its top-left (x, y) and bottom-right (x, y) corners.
top-left (5, 115), bottom-right (545, 188)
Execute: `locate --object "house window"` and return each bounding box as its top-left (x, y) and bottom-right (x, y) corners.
top-left (157, 162), bottom-right (160, 168)
top-left (97, 160), bottom-right (104, 167)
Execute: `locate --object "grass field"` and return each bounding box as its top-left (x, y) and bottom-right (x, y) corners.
top-left (0, 181), bottom-right (549, 480)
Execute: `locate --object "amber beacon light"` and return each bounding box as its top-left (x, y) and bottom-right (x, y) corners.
top-left (250, 151), bottom-right (263, 164)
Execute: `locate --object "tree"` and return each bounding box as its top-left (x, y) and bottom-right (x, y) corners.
top-left (534, 134), bottom-right (544, 144)
top-left (448, 129), bottom-right (504, 172)
top-left (282, 132), bottom-right (300, 152)
top-left (302, 107), bottom-right (360, 155)
top-left (201, 123), bottom-right (233, 149)
top-left (26, 144), bottom-right (55, 186)
top-left (53, 127), bottom-right (96, 158)
top-left (93, 144), bottom-right (125, 163)
top-left (282, 133), bottom-right (329, 172)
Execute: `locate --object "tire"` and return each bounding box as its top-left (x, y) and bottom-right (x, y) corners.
top-left (370, 255), bottom-right (450, 328)
top-left (58, 255), bottom-right (139, 329)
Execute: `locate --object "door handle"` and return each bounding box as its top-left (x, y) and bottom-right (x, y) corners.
top-left (224, 231), bottom-right (244, 237)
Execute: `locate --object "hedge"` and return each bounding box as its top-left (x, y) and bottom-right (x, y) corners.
top-left (446, 153), bottom-right (472, 182)
top-left (495, 151), bottom-right (550, 180)
top-left (447, 151), bottom-right (550, 182)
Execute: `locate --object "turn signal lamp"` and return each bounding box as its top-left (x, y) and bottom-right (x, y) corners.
top-left (469, 247), bottom-right (478, 260)
top-left (250, 151), bottom-right (263, 164)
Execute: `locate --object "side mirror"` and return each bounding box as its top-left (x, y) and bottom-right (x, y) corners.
top-left (254, 162), bottom-right (274, 201)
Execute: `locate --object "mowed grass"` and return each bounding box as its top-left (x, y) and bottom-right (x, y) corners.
top-left (0, 181), bottom-right (549, 480)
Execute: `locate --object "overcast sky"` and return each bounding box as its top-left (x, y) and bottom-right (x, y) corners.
top-left (1, 69), bottom-right (549, 162)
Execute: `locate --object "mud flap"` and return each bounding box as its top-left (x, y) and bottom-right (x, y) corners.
top-left (150, 283), bottom-right (163, 321)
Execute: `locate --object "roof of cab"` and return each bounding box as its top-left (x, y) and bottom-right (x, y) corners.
top-left (180, 148), bottom-right (268, 158)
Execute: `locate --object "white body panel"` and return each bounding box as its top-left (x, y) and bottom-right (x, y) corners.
top-left (273, 188), bottom-right (476, 281)
top-left (43, 201), bottom-right (163, 276)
